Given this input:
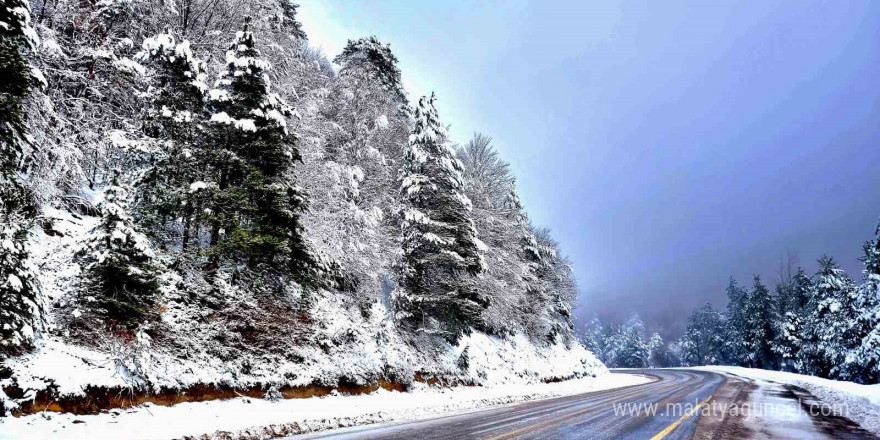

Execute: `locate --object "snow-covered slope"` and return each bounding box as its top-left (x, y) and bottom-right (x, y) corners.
top-left (0, 0), bottom-right (606, 424)
top-left (1, 207), bottom-right (605, 416)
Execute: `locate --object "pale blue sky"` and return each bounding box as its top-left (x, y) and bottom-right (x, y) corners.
top-left (298, 1), bottom-right (880, 338)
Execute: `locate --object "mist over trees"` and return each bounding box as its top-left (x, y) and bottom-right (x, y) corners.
top-left (669, 224), bottom-right (880, 384)
top-left (582, 223), bottom-right (880, 384)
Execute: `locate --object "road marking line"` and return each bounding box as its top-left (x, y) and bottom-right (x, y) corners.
top-left (649, 396), bottom-right (712, 440)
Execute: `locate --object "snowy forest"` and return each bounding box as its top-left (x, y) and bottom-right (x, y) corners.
top-left (0, 0), bottom-right (604, 415)
top-left (584, 224), bottom-right (880, 385)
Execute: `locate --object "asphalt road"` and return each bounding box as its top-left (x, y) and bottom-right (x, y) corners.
top-left (292, 370), bottom-right (725, 440)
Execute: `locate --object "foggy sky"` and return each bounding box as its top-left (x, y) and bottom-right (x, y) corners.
top-left (299, 1), bottom-right (880, 340)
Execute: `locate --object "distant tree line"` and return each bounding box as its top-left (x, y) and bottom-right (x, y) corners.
top-left (582, 314), bottom-right (679, 369)
top-left (588, 223), bottom-right (880, 384)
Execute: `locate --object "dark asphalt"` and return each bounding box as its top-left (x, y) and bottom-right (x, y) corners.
top-left (290, 370), bottom-right (726, 440)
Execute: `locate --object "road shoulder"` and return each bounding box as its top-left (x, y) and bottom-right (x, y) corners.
top-left (692, 371), bottom-right (878, 440)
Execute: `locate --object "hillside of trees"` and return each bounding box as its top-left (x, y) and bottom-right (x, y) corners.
top-left (585, 223), bottom-right (880, 385)
top-left (0, 0), bottom-right (603, 414)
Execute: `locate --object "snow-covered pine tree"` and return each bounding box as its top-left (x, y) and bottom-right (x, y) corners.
top-left (773, 268), bottom-right (813, 371)
top-left (803, 256), bottom-right (862, 380)
top-left (648, 332), bottom-right (666, 368)
top-left (206, 19), bottom-right (321, 283)
top-left (743, 276), bottom-right (778, 369)
top-left (0, 0), bottom-right (42, 354)
top-left (272, 0), bottom-right (307, 40)
top-left (724, 277), bottom-right (748, 365)
top-left (851, 224), bottom-right (880, 383)
top-left (1, 0), bottom-right (39, 190)
top-left (666, 341), bottom-right (684, 368)
top-left (0, 225), bottom-right (40, 354)
top-left (334, 36), bottom-right (407, 106)
top-left (397, 93), bottom-right (487, 342)
top-left (501, 181), bottom-right (542, 263)
top-left (776, 310), bottom-right (805, 370)
top-left (77, 173), bottom-right (160, 330)
top-left (136, 32), bottom-right (208, 250)
top-left (581, 316), bottom-right (608, 363)
top-left (679, 303), bottom-right (727, 366)
top-left (614, 315), bottom-right (649, 368)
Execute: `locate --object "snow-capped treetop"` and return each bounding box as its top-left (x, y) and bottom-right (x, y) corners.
top-left (209, 19), bottom-right (293, 135)
top-left (335, 36), bottom-right (407, 104)
top-left (85, 179), bottom-right (155, 263)
top-left (137, 32), bottom-right (208, 128)
top-left (401, 94), bottom-right (468, 202)
top-left (271, 0), bottom-right (307, 40)
top-left (861, 221), bottom-right (880, 285)
top-left (138, 32), bottom-right (208, 93)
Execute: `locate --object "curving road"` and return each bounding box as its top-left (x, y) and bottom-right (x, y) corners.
top-left (292, 370), bottom-right (725, 440)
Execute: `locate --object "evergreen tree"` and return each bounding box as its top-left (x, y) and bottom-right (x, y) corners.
top-left (666, 341), bottom-right (684, 368)
top-left (648, 333), bottom-right (668, 368)
top-left (621, 315), bottom-right (649, 368)
top-left (77, 173), bottom-right (160, 330)
top-left (136, 32), bottom-right (208, 250)
top-left (502, 181), bottom-right (541, 264)
top-left (606, 315), bottom-right (648, 368)
top-left (272, 0), bottom-right (307, 40)
top-left (743, 276), bottom-right (778, 369)
top-left (0, 0), bottom-right (42, 354)
top-left (582, 316), bottom-right (608, 363)
top-left (396, 93), bottom-right (486, 342)
top-left (1, 0), bottom-right (39, 195)
top-left (803, 256), bottom-right (862, 380)
top-left (852, 224), bottom-right (880, 383)
top-left (206, 19), bottom-right (320, 283)
top-left (0, 224), bottom-right (40, 354)
top-left (725, 277), bottom-right (749, 365)
top-left (680, 303), bottom-right (727, 366)
top-left (774, 268), bottom-right (813, 371)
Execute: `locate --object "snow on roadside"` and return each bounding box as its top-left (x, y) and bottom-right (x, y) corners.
top-left (691, 366), bottom-right (880, 436)
top-left (0, 373), bottom-right (652, 440)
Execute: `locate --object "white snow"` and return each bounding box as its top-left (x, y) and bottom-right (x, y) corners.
top-left (691, 366), bottom-right (880, 436)
top-left (210, 112), bottom-right (257, 132)
top-left (6, 274), bottom-right (22, 292)
top-left (0, 373), bottom-right (649, 440)
top-left (189, 181), bottom-right (207, 192)
top-left (113, 57), bottom-right (146, 76)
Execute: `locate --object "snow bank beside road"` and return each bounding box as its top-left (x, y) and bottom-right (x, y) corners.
top-left (692, 366), bottom-right (880, 436)
top-left (0, 373), bottom-right (651, 440)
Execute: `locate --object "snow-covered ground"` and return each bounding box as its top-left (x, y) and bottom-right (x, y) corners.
top-left (691, 366), bottom-right (880, 436)
top-left (0, 373), bottom-right (651, 440)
